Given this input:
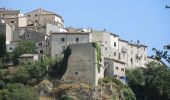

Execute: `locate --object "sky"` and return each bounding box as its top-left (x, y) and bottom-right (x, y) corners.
top-left (0, 0), bottom-right (170, 56)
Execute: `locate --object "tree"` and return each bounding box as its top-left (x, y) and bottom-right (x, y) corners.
top-left (152, 44), bottom-right (170, 64)
top-left (0, 34), bottom-right (6, 58)
top-left (12, 40), bottom-right (36, 65)
top-left (0, 83), bottom-right (39, 100)
top-left (126, 63), bottom-right (170, 100)
top-left (126, 62), bottom-right (170, 100)
top-left (127, 44), bottom-right (170, 100)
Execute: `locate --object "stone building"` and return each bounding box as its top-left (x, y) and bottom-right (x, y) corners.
top-left (62, 43), bottom-right (100, 86)
top-left (49, 31), bottom-right (92, 57)
top-left (0, 21), bottom-right (12, 44)
top-left (127, 41), bottom-right (147, 69)
top-left (25, 8), bottom-right (64, 28)
top-left (19, 54), bottom-right (38, 64)
top-left (0, 8), bottom-right (20, 28)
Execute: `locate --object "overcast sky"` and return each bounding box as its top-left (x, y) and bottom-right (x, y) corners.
top-left (1, 0), bottom-right (170, 56)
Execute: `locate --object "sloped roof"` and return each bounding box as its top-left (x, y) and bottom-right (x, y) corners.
top-left (25, 8), bottom-right (62, 18)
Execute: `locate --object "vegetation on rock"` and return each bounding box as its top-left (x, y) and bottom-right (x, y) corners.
top-left (92, 42), bottom-right (102, 73)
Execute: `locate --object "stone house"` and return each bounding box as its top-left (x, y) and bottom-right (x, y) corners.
top-left (0, 8), bottom-right (20, 28)
top-left (127, 41), bottom-right (147, 69)
top-left (25, 8), bottom-right (64, 28)
top-left (19, 54), bottom-right (38, 64)
top-left (49, 31), bottom-right (92, 57)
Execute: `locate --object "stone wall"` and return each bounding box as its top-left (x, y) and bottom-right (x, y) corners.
top-left (50, 32), bottom-right (90, 57)
top-left (62, 43), bottom-right (99, 86)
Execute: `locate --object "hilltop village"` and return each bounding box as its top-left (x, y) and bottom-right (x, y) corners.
top-left (0, 8), bottom-right (155, 86)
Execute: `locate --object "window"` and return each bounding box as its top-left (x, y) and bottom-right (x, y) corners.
top-left (35, 14), bottom-right (37, 17)
top-left (28, 15), bottom-right (30, 17)
top-left (121, 68), bottom-right (124, 72)
top-left (35, 20), bottom-right (38, 23)
top-left (116, 67), bottom-right (119, 70)
top-left (75, 72), bottom-right (78, 75)
top-left (38, 42), bottom-right (42, 46)
top-left (131, 58), bottom-right (133, 64)
top-left (9, 47), bottom-right (13, 50)
top-left (76, 38), bottom-right (79, 42)
top-left (11, 21), bottom-right (14, 23)
top-left (40, 50), bottom-right (44, 54)
top-left (114, 42), bottom-right (116, 47)
top-left (119, 53), bottom-right (121, 60)
top-left (61, 38), bottom-right (65, 42)
top-left (144, 48), bottom-right (145, 51)
top-left (105, 47), bottom-right (107, 50)
top-left (114, 52), bottom-right (117, 56)
top-left (26, 34), bottom-right (30, 38)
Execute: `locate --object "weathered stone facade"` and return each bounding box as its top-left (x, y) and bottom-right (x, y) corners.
top-left (25, 8), bottom-right (64, 27)
top-left (62, 43), bottom-right (99, 86)
top-left (50, 32), bottom-right (91, 57)
top-left (0, 22), bottom-right (12, 44)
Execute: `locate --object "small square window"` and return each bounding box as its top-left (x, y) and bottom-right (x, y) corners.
top-left (28, 15), bottom-right (30, 17)
top-left (61, 38), bottom-right (65, 41)
top-left (38, 42), bottom-right (42, 46)
top-left (11, 21), bottom-right (14, 23)
top-left (27, 34), bottom-right (30, 38)
top-left (121, 68), bottom-right (124, 72)
top-left (9, 47), bottom-right (13, 50)
top-left (35, 20), bottom-right (38, 23)
top-left (116, 67), bottom-right (119, 70)
top-left (76, 38), bottom-right (79, 42)
top-left (35, 14), bottom-right (37, 17)
top-left (40, 50), bottom-right (44, 54)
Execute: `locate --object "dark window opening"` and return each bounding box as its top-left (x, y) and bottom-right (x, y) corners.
top-left (40, 50), bottom-right (44, 54)
top-left (35, 20), bottom-right (38, 23)
top-left (35, 14), bottom-right (37, 17)
top-left (114, 42), bottom-right (116, 47)
top-left (38, 42), bottom-right (42, 46)
top-left (116, 67), bottom-right (119, 70)
top-left (61, 38), bottom-right (65, 41)
top-left (131, 58), bottom-right (133, 64)
top-left (75, 72), bottom-right (78, 75)
top-left (28, 15), bottom-right (30, 17)
top-left (121, 68), bottom-right (124, 72)
top-left (76, 38), bottom-right (79, 42)
top-left (9, 47), bottom-right (13, 50)
top-left (26, 34), bottom-right (30, 38)
top-left (11, 21), bottom-right (14, 23)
